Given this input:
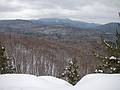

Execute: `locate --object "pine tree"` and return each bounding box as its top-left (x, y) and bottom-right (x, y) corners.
top-left (95, 12), bottom-right (120, 73)
top-left (95, 31), bottom-right (120, 73)
top-left (62, 58), bottom-right (80, 85)
top-left (0, 43), bottom-right (16, 74)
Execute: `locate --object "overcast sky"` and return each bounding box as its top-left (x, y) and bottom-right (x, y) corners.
top-left (0, 0), bottom-right (120, 24)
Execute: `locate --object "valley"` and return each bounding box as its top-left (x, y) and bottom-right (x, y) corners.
top-left (0, 18), bottom-right (119, 79)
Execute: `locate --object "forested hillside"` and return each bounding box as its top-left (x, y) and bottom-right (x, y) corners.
top-left (0, 19), bottom-right (119, 78)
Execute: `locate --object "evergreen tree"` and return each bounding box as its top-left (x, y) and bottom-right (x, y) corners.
top-left (62, 58), bottom-right (80, 85)
top-left (95, 12), bottom-right (120, 73)
top-left (95, 31), bottom-right (120, 73)
top-left (0, 43), bottom-right (16, 74)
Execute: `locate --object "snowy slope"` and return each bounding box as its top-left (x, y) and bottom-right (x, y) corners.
top-left (75, 74), bottom-right (120, 90)
top-left (0, 74), bottom-right (120, 90)
top-left (0, 74), bottom-right (73, 90)
top-left (38, 76), bottom-right (72, 87)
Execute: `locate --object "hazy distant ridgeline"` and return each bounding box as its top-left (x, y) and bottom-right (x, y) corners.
top-left (0, 19), bottom-right (119, 35)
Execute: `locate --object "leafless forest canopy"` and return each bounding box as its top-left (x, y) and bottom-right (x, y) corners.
top-left (0, 19), bottom-right (114, 79)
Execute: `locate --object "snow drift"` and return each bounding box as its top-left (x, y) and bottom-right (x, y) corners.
top-left (0, 74), bottom-right (73, 90)
top-left (0, 74), bottom-right (120, 90)
top-left (75, 74), bottom-right (120, 90)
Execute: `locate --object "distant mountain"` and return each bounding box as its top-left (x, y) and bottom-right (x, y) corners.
top-left (95, 22), bottom-right (120, 33)
top-left (31, 18), bottom-right (100, 29)
top-left (0, 20), bottom-right (35, 29)
top-left (0, 19), bottom-right (119, 35)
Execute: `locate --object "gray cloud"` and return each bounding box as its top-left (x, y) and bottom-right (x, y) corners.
top-left (0, 0), bottom-right (120, 23)
top-left (0, 0), bottom-right (23, 12)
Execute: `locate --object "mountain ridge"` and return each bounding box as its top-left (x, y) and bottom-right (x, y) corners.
top-left (0, 18), bottom-right (119, 34)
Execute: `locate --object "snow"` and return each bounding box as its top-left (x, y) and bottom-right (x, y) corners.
top-left (75, 74), bottom-right (120, 90)
top-left (1, 46), bottom-right (5, 50)
top-left (95, 69), bottom-right (103, 73)
top-left (0, 74), bottom-right (73, 90)
top-left (109, 56), bottom-right (120, 61)
top-left (0, 74), bottom-right (120, 90)
top-left (110, 56), bottom-right (117, 60)
top-left (38, 76), bottom-right (72, 87)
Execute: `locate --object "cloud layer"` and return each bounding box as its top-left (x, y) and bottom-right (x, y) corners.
top-left (0, 0), bottom-right (120, 23)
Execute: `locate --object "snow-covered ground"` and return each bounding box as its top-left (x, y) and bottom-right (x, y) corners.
top-left (0, 74), bottom-right (73, 90)
top-left (75, 74), bottom-right (120, 90)
top-left (0, 74), bottom-right (120, 90)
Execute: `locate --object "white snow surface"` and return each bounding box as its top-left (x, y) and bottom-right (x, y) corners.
top-left (0, 74), bottom-right (73, 90)
top-left (75, 74), bottom-right (120, 90)
top-left (109, 56), bottom-right (117, 60)
top-left (0, 74), bottom-right (120, 90)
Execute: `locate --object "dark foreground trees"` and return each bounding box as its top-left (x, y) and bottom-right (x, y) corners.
top-left (62, 58), bottom-right (80, 85)
top-left (95, 12), bottom-right (120, 73)
top-left (95, 32), bottom-right (120, 73)
top-left (0, 43), bottom-right (16, 74)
